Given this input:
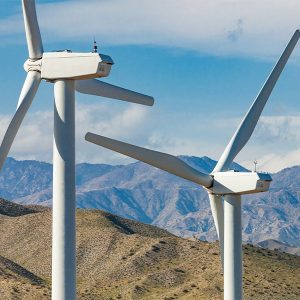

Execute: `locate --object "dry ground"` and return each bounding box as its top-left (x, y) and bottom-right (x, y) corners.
top-left (0, 199), bottom-right (299, 299)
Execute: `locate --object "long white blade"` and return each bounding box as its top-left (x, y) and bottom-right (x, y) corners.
top-left (75, 79), bottom-right (154, 106)
top-left (0, 71), bottom-right (41, 170)
top-left (85, 132), bottom-right (213, 187)
top-left (22, 0), bottom-right (43, 59)
top-left (208, 193), bottom-right (224, 267)
top-left (214, 30), bottom-right (300, 172)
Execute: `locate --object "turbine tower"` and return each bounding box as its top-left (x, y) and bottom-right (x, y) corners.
top-left (1, 1), bottom-right (154, 299)
top-left (85, 30), bottom-right (300, 300)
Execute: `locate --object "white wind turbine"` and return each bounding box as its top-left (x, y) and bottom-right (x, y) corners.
top-left (85, 30), bottom-right (300, 300)
top-left (1, 1), bottom-right (154, 299)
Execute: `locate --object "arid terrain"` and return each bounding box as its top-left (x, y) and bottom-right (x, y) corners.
top-left (0, 198), bottom-right (299, 299)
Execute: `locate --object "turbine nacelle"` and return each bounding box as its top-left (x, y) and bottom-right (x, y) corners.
top-left (24, 51), bottom-right (114, 80)
top-left (211, 171), bottom-right (272, 195)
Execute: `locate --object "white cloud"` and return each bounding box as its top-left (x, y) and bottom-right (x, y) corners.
top-left (239, 115), bottom-right (300, 172)
top-left (0, 110), bottom-right (53, 161)
top-left (1, 0), bottom-right (300, 58)
top-left (75, 103), bottom-right (151, 163)
top-left (0, 105), bottom-right (300, 172)
top-left (146, 114), bottom-right (300, 173)
top-left (146, 132), bottom-right (222, 160)
top-left (75, 102), bottom-right (149, 139)
top-left (148, 132), bottom-right (200, 155)
top-left (253, 116), bottom-right (300, 143)
top-left (242, 149), bottom-right (300, 173)
top-left (0, 103), bottom-right (150, 164)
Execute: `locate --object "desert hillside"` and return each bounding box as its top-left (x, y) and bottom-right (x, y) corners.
top-left (0, 199), bottom-right (299, 299)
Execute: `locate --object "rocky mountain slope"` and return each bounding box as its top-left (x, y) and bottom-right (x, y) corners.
top-left (257, 239), bottom-right (300, 256)
top-left (0, 156), bottom-right (299, 250)
top-left (0, 199), bottom-right (299, 299)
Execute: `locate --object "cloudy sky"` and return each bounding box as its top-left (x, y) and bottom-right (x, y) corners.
top-left (0, 0), bottom-right (300, 172)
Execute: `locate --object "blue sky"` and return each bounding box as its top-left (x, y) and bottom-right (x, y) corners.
top-left (0, 0), bottom-right (300, 172)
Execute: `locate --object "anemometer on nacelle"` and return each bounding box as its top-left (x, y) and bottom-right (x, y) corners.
top-left (24, 51), bottom-right (114, 80)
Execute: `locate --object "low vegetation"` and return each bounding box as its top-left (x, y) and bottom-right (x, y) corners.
top-left (0, 199), bottom-right (299, 299)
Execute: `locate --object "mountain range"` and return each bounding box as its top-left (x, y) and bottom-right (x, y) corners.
top-left (0, 156), bottom-right (299, 251)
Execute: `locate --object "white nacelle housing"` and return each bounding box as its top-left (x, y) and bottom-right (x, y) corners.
top-left (211, 171), bottom-right (272, 195)
top-left (40, 52), bottom-right (114, 80)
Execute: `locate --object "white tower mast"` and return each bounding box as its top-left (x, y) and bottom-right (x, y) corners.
top-left (0, 1), bottom-right (155, 299)
top-left (52, 80), bottom-right (76, 299)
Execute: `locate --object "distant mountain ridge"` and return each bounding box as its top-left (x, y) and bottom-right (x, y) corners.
top-left (0, 156), bottom-right (299, 250)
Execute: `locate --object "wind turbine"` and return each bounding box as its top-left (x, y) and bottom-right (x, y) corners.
top-left (85, 30), bottom-right (300, 300)
top-left (1, 1), bottom-right (154, 299)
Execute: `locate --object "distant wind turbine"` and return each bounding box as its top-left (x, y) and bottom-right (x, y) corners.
top-left (85, 30), bottom-right (300, 300)
top-left (0, 1), bottom-right (154, 299)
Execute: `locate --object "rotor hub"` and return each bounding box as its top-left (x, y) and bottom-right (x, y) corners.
top-left (24, 58), bottom-right (42, 73)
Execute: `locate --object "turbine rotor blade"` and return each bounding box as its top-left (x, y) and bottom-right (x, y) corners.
top-left (0, 71), bottom-right (41, 170)
top-left (208, 193), bottom-right (224, 267)
top-left (75, 79), bottom-right (154, 106)
top-left (85, 132), bottom-right (213, 187)
top-left (22, 0), bottom-right (43, 59)
top-left (214, 30), bottom-right (300, 172)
